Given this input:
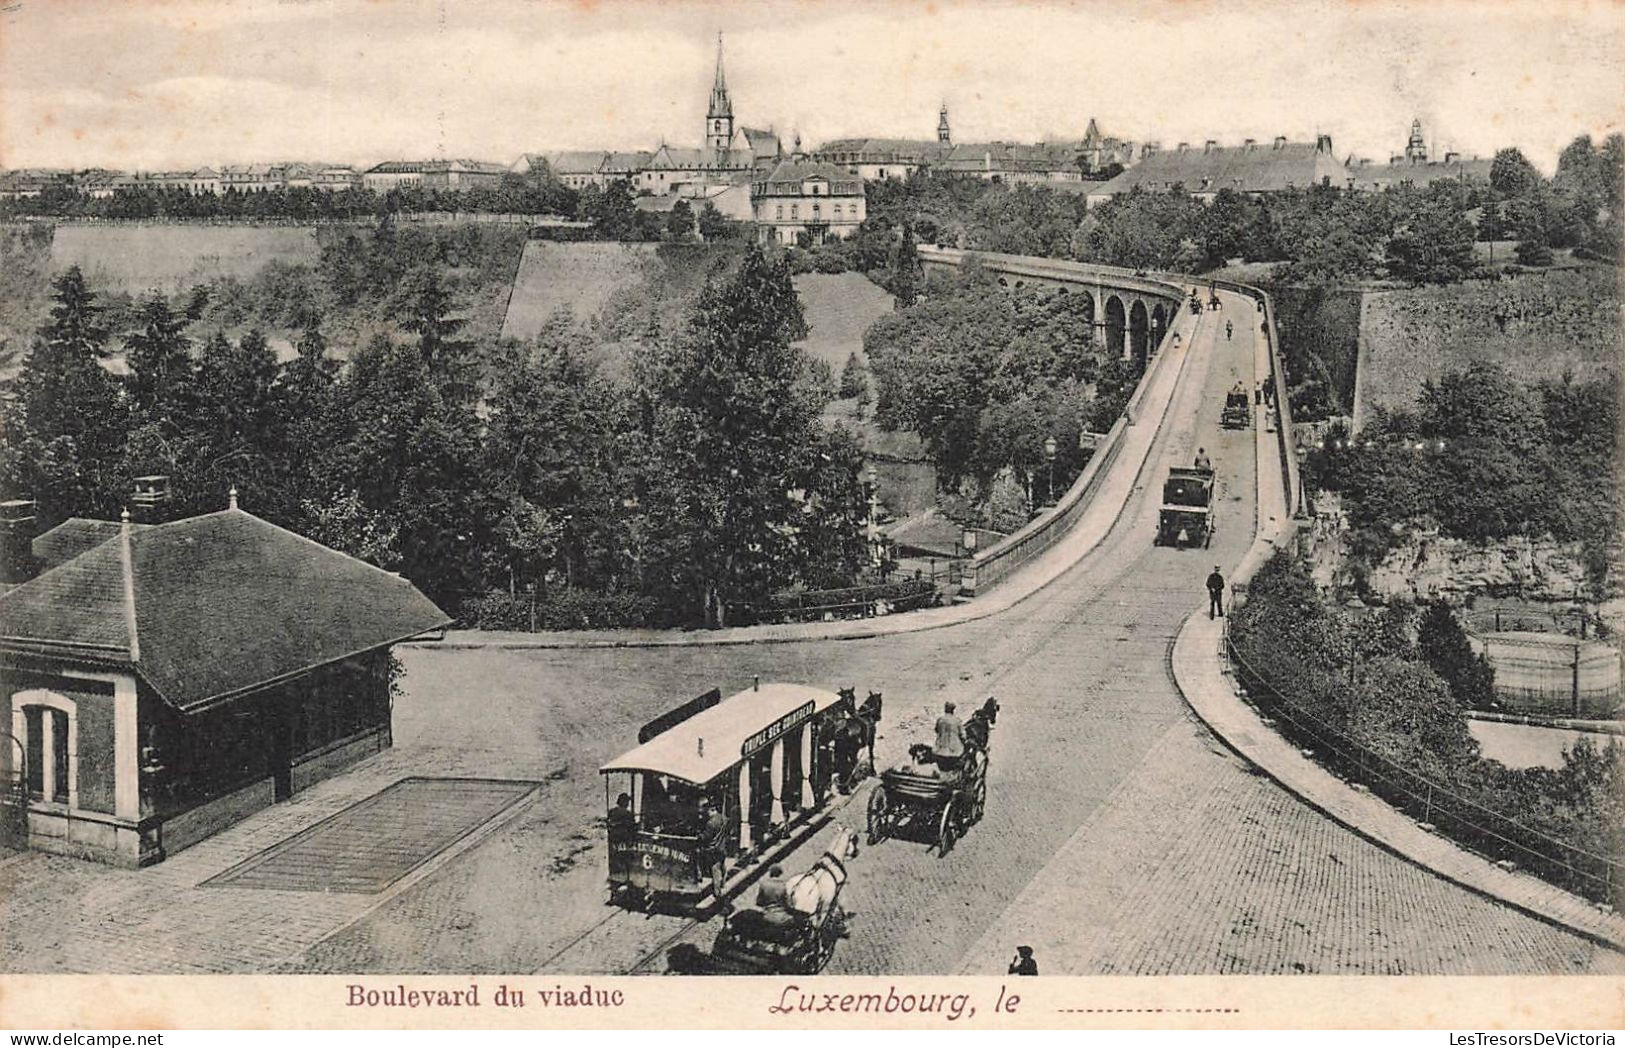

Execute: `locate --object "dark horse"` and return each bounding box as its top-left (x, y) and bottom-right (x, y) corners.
top-left (833, 687), bottom-right (884, 791)
top-left (964, 696), bottom-right (1000, 753)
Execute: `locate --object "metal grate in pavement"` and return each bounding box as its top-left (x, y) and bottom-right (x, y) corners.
top-left (201, 777), bottom-right (539, 894)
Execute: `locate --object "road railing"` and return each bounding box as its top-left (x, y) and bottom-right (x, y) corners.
top-left (920, 255), bottom-right (1188, 598)
top-left (1225, 627), bottom-right (1622, 906)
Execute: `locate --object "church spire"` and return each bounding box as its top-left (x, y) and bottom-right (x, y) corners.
top-left (706, 31), bottom-right (734, 152)
top-left (937, 102), bottom-right (951, 144)
top-left (708, 32), bottom-right (732, 121)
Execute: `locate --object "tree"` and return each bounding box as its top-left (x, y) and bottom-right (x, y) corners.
top-left (1417, 602), bottom-right (1496, 709)
top-left (696, 201), bottom-right (731, 241)
top-left (665, 199), bottom-right (696, 241)
top-left (396, 265), bottom-right (475, 401)
top-left (123, 294), bottom-right (194, 430)
top-left (588, 180), bottom-right (638, 240)
top-left (838, 351), bottom-right (870, 400)
top-left (1385, 198), bottom-right (1476, 284)
top-left (636, 245), bottom-right (846, 627)
top-left (889, 223), bottom-right (923, 307)
top-left (1490, 148), bottom-right (1542, 199)
top-left (0, 267), bottom-right (128, 520)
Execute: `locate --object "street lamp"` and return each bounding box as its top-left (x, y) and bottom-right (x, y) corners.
top-left (1043, 436), bottom-right (1058, 505)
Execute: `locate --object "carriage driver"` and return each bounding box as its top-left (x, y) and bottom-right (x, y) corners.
top-left (754, 865), bottom-right (796, 928)
top-left (934, 701), bottom-right (966, 773)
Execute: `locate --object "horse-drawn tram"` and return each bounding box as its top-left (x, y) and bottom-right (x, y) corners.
top-left (599, 681), bottom-right (875, 914)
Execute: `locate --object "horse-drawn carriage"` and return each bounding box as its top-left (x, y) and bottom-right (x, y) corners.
top-left (865, 698), bottom-right (997, 856)
top-left (707, 824), bottom-right (860, 975)
top-left (599, 682), bottom-right (879, 914)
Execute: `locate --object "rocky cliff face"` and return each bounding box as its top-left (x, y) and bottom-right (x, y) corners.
top-left (1306, 493), bottom-right (1604, 605)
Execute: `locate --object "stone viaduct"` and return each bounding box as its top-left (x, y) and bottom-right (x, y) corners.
top-left (916, 245), bottom-right (1196, 372)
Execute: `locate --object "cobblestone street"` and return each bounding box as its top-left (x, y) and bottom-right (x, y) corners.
top-left (1, 297), bottom-right (1617, 976)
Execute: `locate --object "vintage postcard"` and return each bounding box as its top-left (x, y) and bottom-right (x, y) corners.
top-left (0, 0), bottom-right (1621, 1032)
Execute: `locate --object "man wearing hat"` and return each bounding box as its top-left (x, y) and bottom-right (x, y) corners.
top-left (1206, 566), bottom-right (1226, 619)
top-left (1009, 946), bottom-right (1038, 975)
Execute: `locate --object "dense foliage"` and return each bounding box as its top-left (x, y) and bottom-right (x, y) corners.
top-left (1308, 363), bottom-right (1618, 588)
top-left (1232, 553), bottom-right (1623, 903)
top-left (0, 248), bottom-right (870, 628)
top-left (862, 262), bottom-right (1141, 505)
top-left (0, 173), bottom-right (578, 223)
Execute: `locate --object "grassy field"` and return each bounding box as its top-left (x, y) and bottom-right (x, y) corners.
top-left (1358, 266), bottom-right (1621, 419)
top-left (792, 271), bottom-right (895, 372)
top-left (51, 223), bottom-right (320, 296)
top-left (500, 241), bottom-right (659, 340)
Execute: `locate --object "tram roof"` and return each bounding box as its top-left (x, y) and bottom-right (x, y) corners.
top-left (599, 682), bottom-right (845, 785)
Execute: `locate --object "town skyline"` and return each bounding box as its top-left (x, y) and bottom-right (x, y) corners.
top-left (2, 0), bottom-right (1621, 174)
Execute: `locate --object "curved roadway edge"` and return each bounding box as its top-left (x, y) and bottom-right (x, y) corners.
top-left (410, 293), bottom-right (1209, 653)
top-left (1169, 287), bottom-right (1625, 953)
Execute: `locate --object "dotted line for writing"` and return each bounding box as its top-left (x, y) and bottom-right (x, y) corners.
top-left (1057, 1008), bottom-right (1241, 1014)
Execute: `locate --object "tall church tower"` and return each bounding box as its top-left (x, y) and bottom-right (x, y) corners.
top-left (706, 33), bottom-right (735, 153)
top-left (1405, 118), bottom-right (1428, 163)
top-left (937, 103), bottom-right (952, 144)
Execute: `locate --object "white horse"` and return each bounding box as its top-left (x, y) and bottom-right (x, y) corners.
top-left (785, 823), bottom-right (860, 926)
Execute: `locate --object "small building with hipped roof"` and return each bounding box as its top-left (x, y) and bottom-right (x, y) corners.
top-left (0, 481), bottom-right (448, 867)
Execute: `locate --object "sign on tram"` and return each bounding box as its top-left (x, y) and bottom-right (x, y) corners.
top-left (741, 700), bottom-right (816, 757)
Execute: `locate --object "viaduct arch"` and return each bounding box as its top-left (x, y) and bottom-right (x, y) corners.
top-left (915, 247), bottom-right (1186, 366)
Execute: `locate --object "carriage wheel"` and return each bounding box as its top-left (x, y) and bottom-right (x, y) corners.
top-left (973, 774), bottom-right (988, 823)
top-left (937, 796), bottom-right (959, 856)
top-left (866, 785), bottom-right (889, 846)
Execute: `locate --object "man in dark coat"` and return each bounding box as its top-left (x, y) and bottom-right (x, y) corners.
top-left (697, 797), bottom-right (731, 912)
top-left (1207, 566), bottom-right (1226, 619)
top-left (1009, 946), bottom-right (1039, 975)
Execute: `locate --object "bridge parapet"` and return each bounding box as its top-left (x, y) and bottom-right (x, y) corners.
top-left (916, 250), bottom-right (1191, 598)
top-left (915, 245), bottom-right (1303, 599)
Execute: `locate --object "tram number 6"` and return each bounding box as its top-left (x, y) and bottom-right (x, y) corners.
top-left (641, 853), bottom-right (654, 871)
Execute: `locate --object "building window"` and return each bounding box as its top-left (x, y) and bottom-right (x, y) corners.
top-left (812, 204), bottom-right (821, 217)
top-left (791, 204), bottom-right (798, 219)
top-left (16, 691), bottom-right (76, 808)
top-left (776, 205), bottom-right (783, 219)
top-left (834, 204), bottom-right (843, 219)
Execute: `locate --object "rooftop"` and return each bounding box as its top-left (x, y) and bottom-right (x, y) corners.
top-left (1, 507), bottom-right (449, 713)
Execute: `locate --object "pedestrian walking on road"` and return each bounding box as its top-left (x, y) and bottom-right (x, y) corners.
top-left (1225, 320), bottom-right (1233, 340)
top-left (1206, 566), bottom-right (1226, 619)
top-left (1009, 946), bottom-right (1039, 975)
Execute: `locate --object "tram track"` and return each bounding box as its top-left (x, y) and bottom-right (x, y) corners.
top-left (537, 315), bottom-right (1220, 977)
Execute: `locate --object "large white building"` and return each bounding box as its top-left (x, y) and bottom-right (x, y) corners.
top-left (750, 160), bottom-right (866, 245)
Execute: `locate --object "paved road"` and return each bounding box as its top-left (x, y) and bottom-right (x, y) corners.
top-left (298, 295), bottom-right (1619, 976)
top-left (4, 294), bottom-right (1615, 975)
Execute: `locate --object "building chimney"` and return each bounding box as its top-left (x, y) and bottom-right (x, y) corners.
top-left (130, 475), bottom-right (171, 525)
top-left (1176, 142), bottom-right (1189, 153)
top-left (1243, 138), bottom-right (1257, 149)
top-left (1444, 150), bottom-right (1460, 164)
top-left (0, 499), bottom-right (39, 585)
top-left (1316, 134), bottom-right (1333, 153)
top-left (1204, 140), bottom-right (1218, 153)
top-left (1273, 136), bottom-right (1287, 150)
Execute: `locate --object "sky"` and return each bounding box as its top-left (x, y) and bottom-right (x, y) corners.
top-left (2, 0), bottom-right (1622, 173)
